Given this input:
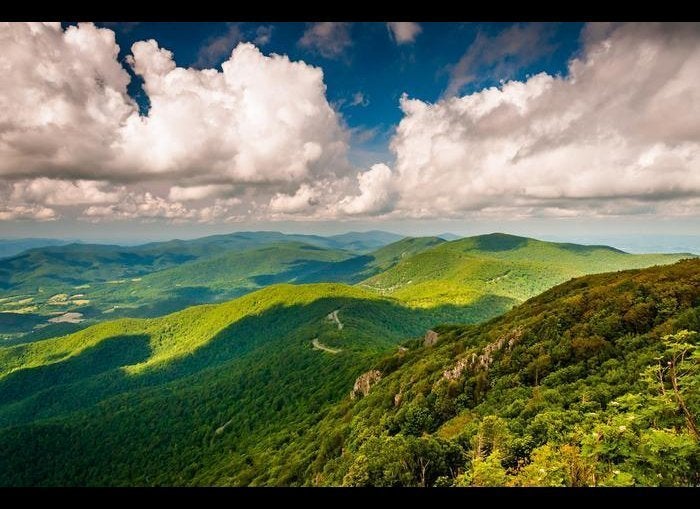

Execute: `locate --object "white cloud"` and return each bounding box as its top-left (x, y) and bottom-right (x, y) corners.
top-left (0, 23), bottom-right (352, 221)
top-left (2, 22), bottom-right (700, 224)
top-left (11, 178), bottom-right (123, 206)
top-left (120, 40), bottom-right (349, 184)
top-left (0, 204), bottom-right (56, 221)
top-left (339, 163), bottom-right (395, 215)
top-left (168, 185), bottom-right (233, 202)
top-left (269, 183), bottom-right (321, 214)
top-left (387, 22), bottom-right (422, 44)
top-left (0, 22), bottom-right (135, 180)
top-left (298, 23), bottom-right (352, 59)
top-left (82, 192), bottom-right (196, 221)
top-left (381, 23), bottom-right (700, 218)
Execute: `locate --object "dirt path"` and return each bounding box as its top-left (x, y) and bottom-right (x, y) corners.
top-left (312, 337), bottom-right (341, 354)
top-left (327, 309), bottom-right (343, 330)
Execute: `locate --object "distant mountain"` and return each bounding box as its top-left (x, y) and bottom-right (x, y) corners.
top-left (325, 231), bottom-right (405, 253)
top-left (360, 233), bottom-right (691, 315)
top-left (0, 238), bottom-right (73, 259)
top-left (0, 232), bottom-right (691, 342)
top-left (436, 232), bottom-right (461, 241)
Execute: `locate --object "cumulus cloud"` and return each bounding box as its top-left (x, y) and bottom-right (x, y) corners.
top-left (0, 22), bottom-right (135, 180)
top-left (298, 22), bottom-right (352, 59)
top-left (2, 22), bottom-right (700, 224)
top-left (445, 23), bottom-right (555, 97)
top-left (82, 192), bottom-right (196, 221)
top-left (339, 164), bottom-right (395, 215)
top-left (0, 23), bottom-right (351, 221)
top-left (379, 23), bottom-right (700, 218)
top-left (269, 183), bottom-right (321, 214)
top-left (387, 22), bottom-right (422, 44)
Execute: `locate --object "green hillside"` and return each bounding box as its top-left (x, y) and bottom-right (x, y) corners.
top-left (361, 233), bottom-right (690, 311)
top-left (243, 259), bottom-right (700, 486)
top-left (0, 281), bottom-right (477, 486)
top-left (0, 233), bottom-right (399, 340)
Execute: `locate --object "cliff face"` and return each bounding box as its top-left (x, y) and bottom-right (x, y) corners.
top-left (351, 370), bottom-right (382, 399)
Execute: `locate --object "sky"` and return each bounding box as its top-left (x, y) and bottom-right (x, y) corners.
top-left (0, 21), bottom-right (699, 249)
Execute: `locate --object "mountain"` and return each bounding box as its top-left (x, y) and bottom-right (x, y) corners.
top-left (0, 282), bottom-right (464, 486)
top-left (1, 259), bottom-right (697, 486)
top-left (0, 232), bottom-right (407, 340)
top-left (360, 233), bottom-right (690, 313)
top-left (0, 232), bottom-right (690, 343)
top-left (436, 233), bottom-right (462, 241)
top-left (238, 259), bottom-right (700, 486)
top-left (324, 231), bottom-right (405, 253)
top-left (0, 238), bottom-right (73, 259)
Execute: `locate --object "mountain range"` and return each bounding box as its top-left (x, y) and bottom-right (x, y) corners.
top-left (0, 231), bottom-right (696, 486)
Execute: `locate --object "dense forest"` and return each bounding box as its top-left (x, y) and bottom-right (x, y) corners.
top-left (260, 259), bottom-right (700, 486)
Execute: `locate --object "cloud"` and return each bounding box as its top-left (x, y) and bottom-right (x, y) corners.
top-left (445, 23), bottom-right (555, 97)
top-left (195, 24), bottom-right (243, 68)
top-left (0, 23), bottom-right (352, 221)
top-left (82, 192), bottom-right (196, 221)
top-left (376, 23), bottom-right (700, 218)
top-left (269, 183), bottom-right (321, 214)
top-left (122, 40), bottom-right (349, 184)
top-left (11, 178), bottom-right (123, 206)
top-left (339, 163), bottom-right (395, 215)
top-left (3, 22), bottom-right (700, 224)
top-left (298, 22), bottom-right (352, 59)
top-left (387, 22), bottom-right (422, 44)
top-left (254, 25), bottom-right (273, 46)
top-left (0, 204), bottom-right (56, 221)
top-left (168, 185), bottom-right (233, 202)
top-left (349, 91), bottom-right (369, 107)
top-left (0, 22), bottom-right (135, 181)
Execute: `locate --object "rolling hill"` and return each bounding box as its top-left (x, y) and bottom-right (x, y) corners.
top-left (0, 232), bottom-right (691, 343)
top-left (0, 231), bottom-right (407, 340)
top-left (0, 282), bottom-right (465, 486)
top-left (360, 233), bottom-right (690, 310)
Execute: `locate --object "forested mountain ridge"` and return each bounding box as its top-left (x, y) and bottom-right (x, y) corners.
top-left (256, 259), bottom-right (700, 487)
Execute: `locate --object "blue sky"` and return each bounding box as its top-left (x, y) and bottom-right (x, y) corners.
top-left (0, 22), bottom-right (698, 251)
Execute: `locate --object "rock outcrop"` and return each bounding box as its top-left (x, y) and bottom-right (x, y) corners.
top-left (424, 330), bottom-right (439, 347)
top-left (350, 369), bottom-right (382, 399)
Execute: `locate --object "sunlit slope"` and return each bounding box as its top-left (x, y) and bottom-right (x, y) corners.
top-left (360, 233), bottom-right (690, 309)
